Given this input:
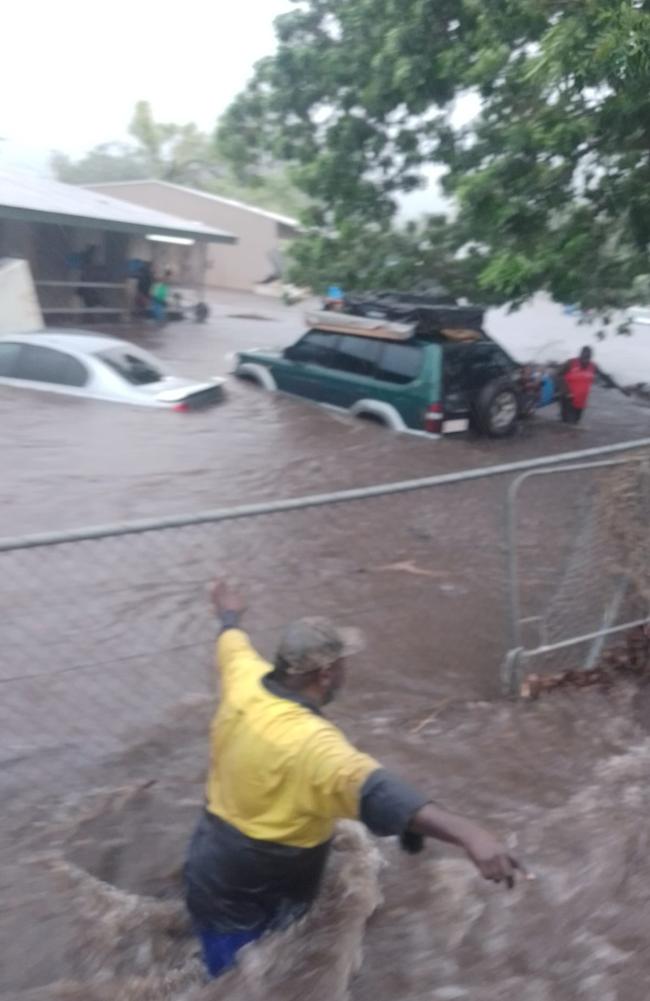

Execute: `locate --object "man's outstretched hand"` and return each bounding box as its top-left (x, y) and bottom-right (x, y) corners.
top-left (462, 828), bottom-right (523, 889)
top-left (410, 803), bottom-right (526, 889)
top-left (211, 580), bottom-right (246, 620)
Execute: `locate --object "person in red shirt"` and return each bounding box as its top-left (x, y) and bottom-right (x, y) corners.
top-left (559, 346), bottom-right (596, 424)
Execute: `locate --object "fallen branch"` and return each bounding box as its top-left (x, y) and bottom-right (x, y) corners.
top-left (409, 699), bottom-right (455, 733)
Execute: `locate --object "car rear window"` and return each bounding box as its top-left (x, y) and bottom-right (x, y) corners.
top-left (375, 342), bottom-right (423, 384)
top-left (0, 342), bottom-right (22, 377)
top-left (98, 348), bottom-right (164, 385)
top-left (11, 344), bottom-right (88, 387)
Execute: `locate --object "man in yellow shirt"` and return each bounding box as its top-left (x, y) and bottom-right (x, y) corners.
top-left (184, 582), bottom-right (522, 977)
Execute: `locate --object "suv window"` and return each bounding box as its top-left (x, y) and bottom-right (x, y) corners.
top-left (13, 345), bottom-right (88, 386)
top-left (0, 342), bottom-right (22, 377)
top-left (288, 331), bottom-right (340, 366)
top-left (375, 342), bottom-right (423, 384)
top-left (330, 335), bottom-right (381, 376)
top-left (98, 348), bottom-right (163, 385)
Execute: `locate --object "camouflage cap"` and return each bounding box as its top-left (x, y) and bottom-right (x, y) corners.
top-left (276, 616), bottom-right (365, 675)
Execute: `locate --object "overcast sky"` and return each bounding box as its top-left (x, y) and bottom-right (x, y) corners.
top-left (0, 0), bottom-right (293, 167)
top-left (0, 0), bottom-right (454, 214)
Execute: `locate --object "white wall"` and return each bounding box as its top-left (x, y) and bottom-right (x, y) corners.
top-left (0, 258), bottom-right (43, 333)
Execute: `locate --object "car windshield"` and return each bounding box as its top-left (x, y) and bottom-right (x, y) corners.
top-left (97, 348), bottom-right (165, 386)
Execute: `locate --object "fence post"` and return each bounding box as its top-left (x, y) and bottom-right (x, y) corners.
top-left (501, 647), bottom-right (523, 696)
top-left (502, 474), bottom-right (525, 695)
top-left (505, 475), bottom-right (523, 653)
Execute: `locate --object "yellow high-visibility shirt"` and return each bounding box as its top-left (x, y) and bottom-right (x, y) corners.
top-left (205, 629), bottom-right (380, 848)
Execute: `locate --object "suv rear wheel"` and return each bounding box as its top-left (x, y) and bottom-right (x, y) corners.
top-left (474, 376), bottom-right (519, 437)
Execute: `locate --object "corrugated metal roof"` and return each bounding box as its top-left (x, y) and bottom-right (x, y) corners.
top-left (89, 179), bottom-right (301, 229)
top-left (0, 170), bottom-right (236, 243)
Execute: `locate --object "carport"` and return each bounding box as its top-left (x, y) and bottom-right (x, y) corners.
top-left (0, 169), bottom-right (236, 321)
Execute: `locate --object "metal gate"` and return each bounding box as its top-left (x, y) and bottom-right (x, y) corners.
top-left (502, 454), bottom-right (650, 693)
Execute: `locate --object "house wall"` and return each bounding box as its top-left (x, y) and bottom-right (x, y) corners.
top-left (0, 220), bottom-right (129, 281)
top-left (89, 183), bottom-right (295, 291)
top-left (0, 214), bottom-right (206, 318)
top-left (0, 220), bottom-right (133, 313)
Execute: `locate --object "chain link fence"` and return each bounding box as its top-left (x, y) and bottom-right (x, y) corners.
top-left (2, 440), bottom-right (650, 812)
top-left (503, 452), bottom-right (650, 692)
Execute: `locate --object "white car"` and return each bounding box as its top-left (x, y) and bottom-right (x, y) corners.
top-left (0, 331), bottom-right (225, 410)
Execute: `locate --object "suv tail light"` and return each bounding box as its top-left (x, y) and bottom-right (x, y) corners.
top-left (424, 403), bottom-right (443, 434)
top-left (172, 401), bottom-right (189, 412)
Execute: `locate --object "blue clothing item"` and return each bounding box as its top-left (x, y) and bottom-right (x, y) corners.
top-left (198, 924), bottom-right (268, 977)
top-left (326, 285), bottom-right (344, 300)
top-left (539, 374), bottom-right (556, 407)
top-left (150, 299), bottom-right (166, 323)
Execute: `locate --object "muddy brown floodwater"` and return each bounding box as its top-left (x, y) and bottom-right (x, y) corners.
top-left (3, 292), bottom-right (650, 1001)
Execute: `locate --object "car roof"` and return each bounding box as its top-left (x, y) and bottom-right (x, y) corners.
top-left (0, 330), bottom-right (136, 354)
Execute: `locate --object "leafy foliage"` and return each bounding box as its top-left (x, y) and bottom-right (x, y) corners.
top-left (220, 0), bottom-right (650, 306)
top-left (52, 101), bottom-right (305, 217)
top-left (287, 214), bottom-right (481, 299)
top-left (51, 144), bottom-right (149, 184)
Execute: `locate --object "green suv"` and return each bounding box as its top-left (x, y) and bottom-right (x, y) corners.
top-left (235, 297), bottom-right (525, 437)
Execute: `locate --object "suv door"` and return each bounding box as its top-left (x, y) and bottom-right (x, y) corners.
top-left (371, 341), bottom-right (429, 428)
top-left (276, 331), bottom-right (341, 402)
top-left (322, 335), bottom-right (383, 407)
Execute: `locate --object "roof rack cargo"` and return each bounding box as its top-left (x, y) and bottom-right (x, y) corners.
top-left (341, 293), bottom-right (485, 335)
top-left (304, 310), bottom-right (414, 341)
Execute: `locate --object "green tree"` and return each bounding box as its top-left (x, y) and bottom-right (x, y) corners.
top-left (127, 101), bottom-right (220, 184)
top-left (53, 101), bottom-right (223, 187)
top-left (52, 101), bottom-right (305, 217)
top-left (51, 143), bottom-right (148, 184)
top-left (220, 0), bottom-right (650, 307)
top-left (287, 213), bottom-right (478, 297)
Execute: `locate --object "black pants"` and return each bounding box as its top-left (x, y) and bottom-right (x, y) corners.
top-left (184, 810), bottom-right (329, 934)
top-left (561, 397), bottom-right (584, 424)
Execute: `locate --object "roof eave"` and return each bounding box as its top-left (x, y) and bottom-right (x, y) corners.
top-left (86, 180), bottom-right (301, 230)
top-left (0, 204), bottom-right (237, 244)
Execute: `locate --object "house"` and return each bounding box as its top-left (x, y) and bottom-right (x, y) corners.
top-left (87, 180), bottom-right (301, 292)
top-left (0, 170), bottom-right (236, 319)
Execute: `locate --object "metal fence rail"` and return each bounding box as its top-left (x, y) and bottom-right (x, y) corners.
top-left (35, 279), bottom-right (131, 319)
top-left (2, 439), bottom-right (650, 806)
top-left (3, 436), bottom-right (650, 552)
